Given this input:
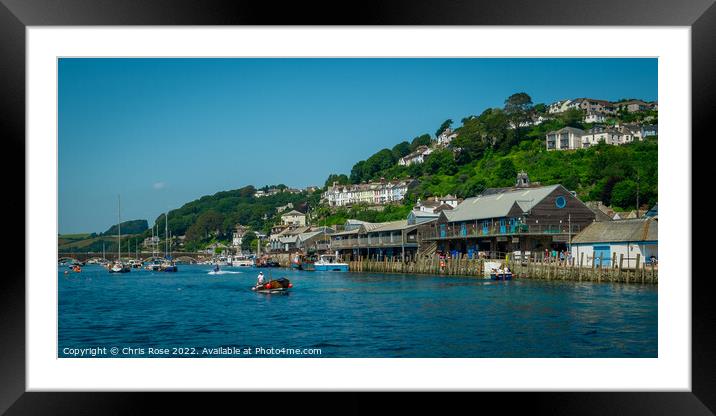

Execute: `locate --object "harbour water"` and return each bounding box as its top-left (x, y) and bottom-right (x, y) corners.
top-left (58, 264), bottom-right (657, 358)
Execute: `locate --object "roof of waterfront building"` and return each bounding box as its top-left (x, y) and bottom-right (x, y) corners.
top-left (282, 210), bottom-right (305, 216)
top-left (444, 185), bottom-right (562, 222)
top-left (571, 217), bottom-right (657, 244)
top-left (331, 228), bottom-right (362, 237)
top-left (296, 231), bottom-right (325, 242)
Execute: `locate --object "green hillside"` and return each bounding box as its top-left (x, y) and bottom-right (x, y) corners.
top-left (335, 93), bottom-right (657, 211)
top-left (101, 219), bottom-right (148, 236)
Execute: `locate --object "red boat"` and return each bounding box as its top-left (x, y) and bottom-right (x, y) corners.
top-left (251, 277), bottom-right (293, 293)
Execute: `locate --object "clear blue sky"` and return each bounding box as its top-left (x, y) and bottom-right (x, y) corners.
top-left (59, 58), bottom-right (657, 234)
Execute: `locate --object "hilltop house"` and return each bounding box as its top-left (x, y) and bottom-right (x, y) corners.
top-left (281, 210), bottom-right (306, 227)
top-left (399, 145), bottom-right (433, 166)
top-left (584, 111), bottom-right (607, 123)
top-left (615, 100), bottom-right (651, 113)
top-left (570, 217), bottom-right (657, 268)
top-left (581, 127), bottom-right (626, 147)
top-left (276, 203), bottom-right (294, 213)
top-left (232, 225), bottom-right (249, 247)
top-left (436, 127), bottom-right (458, 146)
top-left (548, 99), bottom-right (573, 114)
top-left (322, 178), bottom-right (417, 207)
top-left (545, 127), bottom-right (585, 150)
top-left (569, 98), bottom-right (616, 115)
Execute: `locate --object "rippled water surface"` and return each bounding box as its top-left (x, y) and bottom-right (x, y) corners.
top-left (59, 264), bottom-right (657, 357)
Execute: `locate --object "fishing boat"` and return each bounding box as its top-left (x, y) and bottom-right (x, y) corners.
top-left (313, 254), bottom-right (349, 272)
top-left (300, 254), bottom-right (317, 271)
top-left (290, 254), bottom-right (302, 269)
top-left (251, 277), bottom-right (292, 293)
top-left (109, 195), bottom-right (131, 274)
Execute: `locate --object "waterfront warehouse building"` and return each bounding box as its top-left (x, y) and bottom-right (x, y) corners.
top-left (417, 181), bottom-right (596, 259)
top-left (569, 217), bottom-right (658, 268)
top-left (330, 219), bottom-right (424, 261)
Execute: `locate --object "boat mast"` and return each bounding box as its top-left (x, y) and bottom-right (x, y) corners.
top-left (117, 195), bottom-right (121, 262)
top-left (165, 211), bottom-right (168, 258)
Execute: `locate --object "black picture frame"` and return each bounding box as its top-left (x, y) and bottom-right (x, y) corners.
top-left (2, 0), bottom-right (711, 414)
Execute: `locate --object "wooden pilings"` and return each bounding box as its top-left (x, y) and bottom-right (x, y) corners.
top-left (345, 254), bottom-right (658, 284)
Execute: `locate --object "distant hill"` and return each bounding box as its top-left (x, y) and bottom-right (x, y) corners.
top-left (148, 185), bottom-right (321, 251)
top-left (101, 219), bottom-right (148, 236)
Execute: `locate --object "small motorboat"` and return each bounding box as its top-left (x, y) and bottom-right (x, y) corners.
top-left (160, 259), bottom-right (178, 272)
top-left (314, 254), bottom-right (349, 272)
top-left (109, 262), bottom-right (131, 273)
top-left (251, 277), bottom-right (293, 293)
top-left (490, 269), bottom-right (513, 281)
top-left (71, 265), bottom-right (82, 273)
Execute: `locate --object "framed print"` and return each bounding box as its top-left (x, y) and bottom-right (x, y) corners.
top-left (2, 0), bottom-right (714, 414)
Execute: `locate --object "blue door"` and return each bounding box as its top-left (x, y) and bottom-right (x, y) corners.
top-left (509, 218), bottom-right (517, 233)
top-left (460, 223), bottom-right (467, 236)
top-left (440, 224), bottom-right (446, 238)
top-left (499, 218), bottom-right (506, 234)
top-left (482, 220), bottom-right (489, 235)
top-left (593, 245), bottom-right (611, 267)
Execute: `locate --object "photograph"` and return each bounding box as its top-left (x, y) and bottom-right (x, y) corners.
top-left (57, 57), bottom-right (659, 359)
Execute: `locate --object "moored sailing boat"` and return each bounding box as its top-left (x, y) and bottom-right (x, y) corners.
top-left (109, 195), bottom-right (130, 274)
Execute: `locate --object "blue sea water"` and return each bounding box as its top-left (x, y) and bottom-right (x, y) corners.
top-left (58, 264), bottom-right (657, 358)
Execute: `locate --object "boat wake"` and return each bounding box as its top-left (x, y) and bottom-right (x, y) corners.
top-left (208, 270), bottom-right (242, 275)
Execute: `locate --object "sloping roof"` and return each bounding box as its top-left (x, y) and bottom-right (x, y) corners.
top-left (410, 210), bottom-right (440, 218)
top-left (367, 220), bottom-right (416, 233)
top-left (645, 203), bottom-right (658, 217)
top-left (278, 235), bottom-right (298, 244)
top-left (548, 127), bottom-right (585, 135)
top-left (331, 228), bottom-right (361, 237)
top-left (296, 231), bottom-right (324, 242)
top-left (282, 210), bottom-right (305, 216)
top-left (571, 218), bottom-right (657, 244)
top-left (444, 185), bottom-right (561, 222)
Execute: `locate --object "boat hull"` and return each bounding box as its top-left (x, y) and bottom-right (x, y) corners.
top-left (490, 273), bottom-right (513, 281)
top-left (251, 278), bottom-right (292, 293)
top-left (314, 264), bottom-right (349, 272)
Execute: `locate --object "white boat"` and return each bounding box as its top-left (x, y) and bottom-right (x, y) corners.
top-left (231, 256), bottom-right (254, 267)
top-left (313, 254), bottom-right (349, 272)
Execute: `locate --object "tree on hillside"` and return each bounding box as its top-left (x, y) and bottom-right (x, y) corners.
top-left (185, 209), bottom-right (226, 242)
top-left (241, 231), bottom-right (257, 251)
top-left (560, 108), bottom-right (585, 128)
top-left (435, 119), bottom-right (453, 137)
top-left (350, 160), bottom-right (366, 184)
top-left (504, 92), bottom-right (534, 128)
top-left (494, 159), bottom-right (518, 186)
top-left (409, 134), bottom-right (432, 151)
top-left (391, 141), bottom-right (411, 159)
top-left (324, 173), bottom-right (349, 188)
top-left (423, 149), bottom-right (457, 176)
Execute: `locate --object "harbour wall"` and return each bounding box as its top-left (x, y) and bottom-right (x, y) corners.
top-left (346, 253), bottom-right (658, 284)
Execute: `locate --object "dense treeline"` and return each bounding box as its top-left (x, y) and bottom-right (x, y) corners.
top-left (101, 219), bottom-right (148, 236)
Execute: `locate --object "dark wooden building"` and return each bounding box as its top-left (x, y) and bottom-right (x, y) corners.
top-left (417, 183), bottom-right (596, 259)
